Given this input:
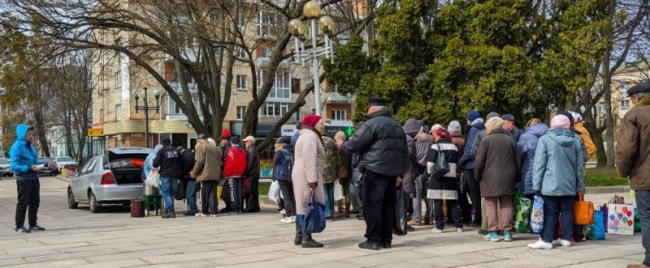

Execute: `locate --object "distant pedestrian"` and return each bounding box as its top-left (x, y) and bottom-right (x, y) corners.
top-left (614, 82), bottom-right (650, 268)
top-left (426, 128), bottom-right (462, 233)
top-left (334, 131), bottom-right (352, 219)
top-left (243, 136), bottom-right (261, 213)
top-left (458, 110), bottom-right (485, 228)
top-left (338, 97), bottom-right (409, 250)
top-left (10, 124), bottom-right (55, 233)
top-left (315, 119), bottom-right (338, 221)
top-left (273, 136), bottom-right (295, 224)
top-left (517, 119), bottom-right (549, 199)
top-left (190, 134), bottom-right (222, 217)
top-left (223, 136), bottom-right (247, 215)
top-left (178, 146), bottom-right (197, 216)
top-left (153, 137), bottom-right (182, 219)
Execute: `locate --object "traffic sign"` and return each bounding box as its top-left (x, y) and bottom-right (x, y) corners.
top-left (88, 129), bottom-right (104, 137)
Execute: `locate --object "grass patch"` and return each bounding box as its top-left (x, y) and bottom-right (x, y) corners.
top-left (258, 181), bottom-right (271, 196)
top-left (585, 168), bottom-right (628, 187)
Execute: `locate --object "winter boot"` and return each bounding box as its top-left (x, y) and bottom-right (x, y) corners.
top-left (294, 222), bottom-right (303, 246)
top-left (301, 233), bottom-right (324, 248)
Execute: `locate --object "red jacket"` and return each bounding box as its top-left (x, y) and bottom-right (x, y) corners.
top-left (223, 145), bottom-right (247, 178)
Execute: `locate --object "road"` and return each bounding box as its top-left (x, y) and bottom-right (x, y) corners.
top-left (0, 176), bottom-right (644, 268)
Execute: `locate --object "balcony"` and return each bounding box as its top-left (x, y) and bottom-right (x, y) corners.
top-left (326, 92), bottom-right (356, 104)
top-left (255, 58), bottom-right (291, 69)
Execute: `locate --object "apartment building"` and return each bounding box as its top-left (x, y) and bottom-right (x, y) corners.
top-left (596, 61), bottom-right (650, 129)
top-left (90, 1), bottom-right (357, 150)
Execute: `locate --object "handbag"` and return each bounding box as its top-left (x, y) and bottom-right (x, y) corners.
top-left (303, 192), bottom-right (326, 234)
top-left (431, 143), bottom-right (450, 179)
top-left (459, 171), bottom-right (468, 195)
top-left (393, 186), bottom-right (408, 236)
top-left (574, 193), bottom-right (594, 225)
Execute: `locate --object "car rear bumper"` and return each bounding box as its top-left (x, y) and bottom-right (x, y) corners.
top-left (93, 184), bottom-right (144, 202)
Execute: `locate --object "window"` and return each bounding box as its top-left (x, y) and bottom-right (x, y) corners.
top-left (209, 9), bottom-right (221, 21)
top-left (620, 82), bottom-right (630, 94)
top-left (621, 100), bottom-right (630, 110)
top-left (115, 104), bottom-right (122, 120)
top-left (236, 106), bottom-right (246, 120)
top-left (329, 83), bottom-right (338, 93)
top-left (115, 71), bottom-right (122, 88)
top-left (173, 71), bottom-right (193, 84)
top-left (236, 75), bottom-right (247, 90)
top-left (237, 47), bottom-right (247, 58)
top-left (257, 11), bottom-right (277, 36)
top-left (259, 102), bottom-right (290, 117)
top-left (257, 46), bottom-right (273, 58)
top-left (237, 11), bottom-right (246, 28)
top-left (292, 79), bottom-right (301, 93)
top-left (258, 70), bottom-right (291, 100)
top-left (331, 109), bottom-right (346, 121)
top-left (167, 96), bottom-right (202, 115)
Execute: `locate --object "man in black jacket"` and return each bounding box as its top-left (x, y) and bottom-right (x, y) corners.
top-left (243, 136), bottom-right (261, 212)
top-left (338, 97), bottom-right (409, 250)
top-left (153, 137), bottom-right (182, 219)
top-left (178, 146), bottom-right (197, 216)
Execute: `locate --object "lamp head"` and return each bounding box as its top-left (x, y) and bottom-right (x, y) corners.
top-left (153, 89), bottom-right (162, 98)
top-left (288, 19), bottom-right (303, 36)
top-left (299, 23), bottom-right (310, 40)
top-left (318, 16), bottom-right (336, 35)
top-left (303, 0), bottom-right (321, 19)
top-left (135, 94), bottom-right (139, 101)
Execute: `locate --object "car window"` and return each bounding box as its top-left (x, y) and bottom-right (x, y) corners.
top-left (38, 157), bottom-right (53, 164)
top-left (80, 159), bottom-right (96, 175)
top-left (57, 157), bottom-right (74, 162)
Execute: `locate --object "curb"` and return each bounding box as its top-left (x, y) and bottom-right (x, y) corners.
top-left (586, 186), bottom-right (630, 194)
top-left (55, 175), bottom-right (70, 183)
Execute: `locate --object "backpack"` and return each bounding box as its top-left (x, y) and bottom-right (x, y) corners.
top-left (410, 154), bottom-right (425, 176)
top-left (281, 149), bottom-right (293, 182)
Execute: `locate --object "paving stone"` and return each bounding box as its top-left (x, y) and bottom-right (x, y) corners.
top-left (3, 258), bottom-right (89, 268)
top-left (139, 250), bottom-right (235, 264)
top-left (72, 259), bottom-right (149, 268)
top-left (85, 248), bottom-right (180, 263)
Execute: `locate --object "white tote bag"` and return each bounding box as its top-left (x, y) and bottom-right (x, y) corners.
top-left (334, 181), bottom-right (343, 201)
top-left (145, 170), bottom-right (160, 187)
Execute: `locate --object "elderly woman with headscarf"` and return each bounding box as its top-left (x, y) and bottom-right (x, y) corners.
top-left (475, 117), bottom-right (521, 242)
top-left (527, 115), bottom-right (585, 250)
top-left (292, 114), bottom-right (325, 248)
top-left (426, 128), bottom-right (462, 233)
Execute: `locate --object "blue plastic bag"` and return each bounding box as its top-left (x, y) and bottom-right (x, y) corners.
top-left (530, 195), bottom-right (544, 234)
top-left (594, 210), bottom-right (606, 240)
top-left (303, 192), bottom-right (326, 234)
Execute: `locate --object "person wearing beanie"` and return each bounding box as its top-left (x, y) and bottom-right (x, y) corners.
top-left (223, 135), bottom-right (248, 215)
top-left (616, 82), bottom-right (650, 268)
top-left (403, 118), bottom-right (423, 227)
top-left (292, 114), bottom-right (326, 248)
top-left (338, 97), bottom-right (409, 250)
top-left (528, 114), bottom-right (584, 250)
top-left (502, 114), bottom-right (521, 142)
top-left (448, 120), bottom-right (472, 224)
top-left (568, 111), bottom-right (596, 160)
top-left (486, 112), bottom-right (500, 121)
top-left (474, 116), bottom-right (521, 242)
top-left (273, 136), bottom-right (296, 224)
top-left (414, 120), bottom-right (435, 226)
top-left (153, 137), bottom-right (182, 219)
top-left (517, 119), bottom-right (549, 199)
top-left (459, 110), bottom-right (485, 228)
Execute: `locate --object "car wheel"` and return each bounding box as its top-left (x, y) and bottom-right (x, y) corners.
top-left (67, 188), bottom-right (78, 209)
top-left (89, 192), bottom-right (101, 213)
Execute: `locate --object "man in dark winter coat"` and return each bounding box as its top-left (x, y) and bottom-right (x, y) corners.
top-left (458, 110), bottom-right (485, 227)
top-left (178, 146), bottom-right (197, 216)
top-left (243, 136), bottom-right (261, 212)
top-left (338, 97), bottom-right (409, 250)
top-left (153, 137), bottom-right (182, 218)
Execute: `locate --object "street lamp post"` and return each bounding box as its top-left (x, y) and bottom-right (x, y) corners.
top-left (288, 0), bottom-right (337, 117)
top-left (134, 83), bottom-right (162, 148)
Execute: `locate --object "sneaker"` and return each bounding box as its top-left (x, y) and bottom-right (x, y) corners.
top-left (210, 213), bottom-right (218, 218)
top-left (279, 209), bottom-right (286, 214)
top-left (290, 216), bottom-right (296, 223)
top-left (503, 232), bottom-right (513, 242)
top-left (280, 217), bottom-right (293, 223)
top-left (487, 232), bottom-right (501, 242)
top-left (528, 239), bottom-right (553, 249)
top-left (195, 212), bottom-right (206, 217)
top-left (552, 238), bottom-right (571, 247)
top-left (183, 211), bottom-right (195, 216)
top-left (431, 228), bottom-right (444, 233)
top-left (15, 226), bottom-right (30, 233)
top-left (456, 228), bottom-right (464, 233)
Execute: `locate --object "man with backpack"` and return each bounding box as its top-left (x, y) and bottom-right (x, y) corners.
top-left (153, 137), bottom-right (182, 219)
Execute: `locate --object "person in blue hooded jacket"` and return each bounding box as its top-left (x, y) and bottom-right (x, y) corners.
top-left (143, 144), bottom-right (163, 180)
top-left (10, 124), bottom-right (55, 233)
top-left (517, 119), bottom-right (549, 198)
top-left (458, 110), bottom-right (485, 227)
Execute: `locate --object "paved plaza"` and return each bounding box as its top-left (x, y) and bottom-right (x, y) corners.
top-left (0, 176), bottom-right (644, 267)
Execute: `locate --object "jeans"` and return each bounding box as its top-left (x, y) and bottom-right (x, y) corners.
top-left (201, 180), bottom-right (218, 214)
top-left (186, 181), bottom-right (198, 213)
top-left (363, 170), bottom-right (397, 246)
top-left (15, 179), bottom-right (40, 227)
top-left (323, 183), bottom-right (335, 218)
top-left (485, 196), bottom-right (513, 232)
top-left (159, 177), bottom-right (178, 213)
top-left (466, 170), bottom-right (481, 224)
top-left (636, 190), bottom-right (650, 265)
top-left (434, 199), bottom-right (462, 229)
top-left (412, 175), bottom-right (423, 222)
top-left (278, 180), bottom-right (296, 216)
top-left (541, 195), bottom-right (574, 243)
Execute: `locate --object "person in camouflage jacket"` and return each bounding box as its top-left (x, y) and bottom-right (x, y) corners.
top-left (316, 119), bottom-right (339, 220)
top-left (334, 131), bottom-right (352, 218)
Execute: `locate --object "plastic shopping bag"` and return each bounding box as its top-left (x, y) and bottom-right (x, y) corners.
top-left (334, 181), bottom-right (343, 201)
top-left (303, 192), bottom-right (326, 234)
top-left (513, 189), bottom-right (532, 233)
top-left (594, 210), bottom-right (606, 240)
top-left (530, 195), bottom-right (544, 234)
top-left (145, 170), bottom-right (160, 187)
top-left (393, 186), bottom-right (408, 236)
top-left (268, 181), bottom-right (281, 204)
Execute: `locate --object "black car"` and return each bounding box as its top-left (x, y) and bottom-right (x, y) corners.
top-left (37, 157), bottom-right (58, 176)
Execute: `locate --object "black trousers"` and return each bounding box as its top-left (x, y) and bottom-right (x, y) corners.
top-left (458, 188), bottom-right (473, 223)
top-left (362, 170), bottom-right (397, 245)
top-left (278, 180), bottom-right (296, 216)
top-left (201, 180), bottom-right (218, 214)
top-left (434, 199), bottom-right (462, 229)
top-left (465, 169), bottom-right (482, 224)
top-left (227, 178), bottom-right (243, 210)
top-left (248, 175), bottom-right (260, 211)
top-left (16, 179), bottom-right (40, 227)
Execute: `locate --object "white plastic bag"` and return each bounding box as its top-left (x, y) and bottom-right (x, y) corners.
top-left (269, 180), bottom-right (280, 203)
top-left (145, 170), bottom-right (160, 187)
top-left (334, 181), bottom-right (343, 201)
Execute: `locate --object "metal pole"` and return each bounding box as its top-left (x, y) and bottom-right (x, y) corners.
top-left (144, 88), bottom-right (149, 148)
top-left (311, 19), bottom-right (321, 116)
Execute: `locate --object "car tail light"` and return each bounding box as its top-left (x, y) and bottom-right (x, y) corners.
top-left (100, 172), bottom-right (116, 185)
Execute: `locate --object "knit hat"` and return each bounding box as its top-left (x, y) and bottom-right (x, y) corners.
top-left (466, 110), bottom-right (481, 122)
top-left (301, 114), bottom-right (321, 128)
top-left (162, 137), bottom-right (171, 145)
top-left (502, 114), bottom-right (515, 121)
top-left (485, 117), bottom-right (504, 133)
top-left (220, 129), bottom-right (232, 140)
top-left (551, 115), bottom-right (571, 129)
top-left (568, 111), bottom-right (582, 123)
top-left (435, 128), bottom-right (450, 139)
top-left (276, 136), bottom-right (291, 144)
top-left (486, 112), bottom-right (500, 120)
top-left (447, 120), bottom-right (462, 134)
top-left (230, 136), bottom-right (240, 144)
top-left (557, 111), bottom-right (575, 126)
